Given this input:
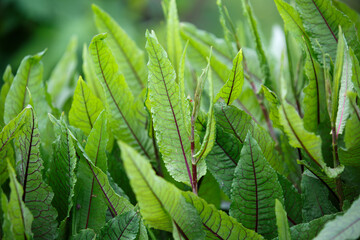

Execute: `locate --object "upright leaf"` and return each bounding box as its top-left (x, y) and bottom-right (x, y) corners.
top-left (99, 210), bottom-right (140, 240)
top-left (183, 192), bottom-right (264, 239)
top-left (48, 114), bottom-right (77, 222)
top-left (215, 49), bottom-right (244, 105)
top-left (72, 112), bottom-right (109, 232)
top-left (146, 30), bottom-right (205, 184)
top-left (15, 107), bottom-right (58, 239)
top-left (275, 199), bottom-right (291, 240)
top-left (89, 33), bottom-right (153, 159)
top-left (47, 37), bottom-right (78, 108)
top-left (279, 102), bottom-right (344, 178)
top-left (120, 142), bottom-right (205, 239)
top-left (0, 65), bottom-right (14, 127)
top-left (166, 0), bottom-right (182, 77)
top-left (69, 76), bottom-right (104, 136)
top-left (314, 196), bottom-right (360, 240)
top-left (92, 4), bottom-right (147, 95)
top-left (301, 171), bottom-right (338, 222)
top-left (295, 0), bottom-right (360, 65)
top-left (2, 161), bottom-right (33, 240)
top-left (230, 133), bottom-right (284, 239)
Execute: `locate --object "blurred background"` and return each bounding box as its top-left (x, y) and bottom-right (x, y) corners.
top-left (0, 0), bottom-right (359, 81)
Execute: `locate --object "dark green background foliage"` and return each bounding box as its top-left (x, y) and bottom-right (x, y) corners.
top-left (1, 0), bottom-right (360, 239)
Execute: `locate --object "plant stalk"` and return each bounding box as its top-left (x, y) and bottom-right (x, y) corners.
top-left (332, 126), bottom-right (344, 210)
top-left (190, 115), bottom-right (198, 195)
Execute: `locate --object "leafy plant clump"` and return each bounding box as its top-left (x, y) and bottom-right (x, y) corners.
top-left (1, 0), bottom-right (360, 239)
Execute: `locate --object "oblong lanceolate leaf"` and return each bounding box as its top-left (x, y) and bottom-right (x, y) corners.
top-left (89, 33), bottom-right (154, 160)
top-left (215, 49), bottom-right (244, 105)
top-left (314, 196), bottom-right (360, 240)
top-left (119, 142), bottom-right (205, 239)
top-left (145, 30), bottom-right (205, 184)
top-left (72, 111), bottom-right (109, 232)
top-left (2, 160), bottom-right (33, 240)
top-left (69, 76), bottom-right (104, 136)
top-left (92, 4), bottom-right (147, 96)
top-left (230, 133), bottom-right (284, 239)
top-left (15, 107), bottom-right (58, 239)
top-left (275, 199), bottom-right (291, 240)
top-left (183, 191), bottom-right (263, 239)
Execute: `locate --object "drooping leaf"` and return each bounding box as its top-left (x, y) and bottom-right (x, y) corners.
top-left (165, 0), bottom-right (182, 78)
top-left (82, 44), bottom-right (105, 102)
top-left (241, 0), bottom-right (271, 88)
top-left (294, 0), bottom-right (360, 65)
top-left (0, 107), bottom-right (30, 184)
top-left (275, 199), bottom-right (291, 240)
top-left (69, 76), bottom-right (104, 136)
top-left (92, 4), bottom-right (147, 95)
top-left (89, 33), bottom-right (153, 159)
top-left (47, 37), bottom-right (78, 108)
top-left (99, 210), bottom-right (140, 240)
top-left (278, 102), bottom-right (344, 178)
top-left (314, 196), bottom-right (360, 240)
top-left (301, 170), bottom-right (338, 222)
top-left (183, 191), bottom-right (264, 239)
top-left (72, 111), bottom-right (109, 232)
top-left (145, 30), bottom-right (205, 184)
top-left (1, 160), bottom-right (33, 240)
top-left (215, 49), bottom-right (244, 105)
top-left (277, 174), bottom-right (303, 226)
top-left (15, 107), bottom-right (58, 239)
top-left (48, 114), bottom-right (77, 222)
top-left (230, 133), bottom-right (284, 239)
top-left (119, 141), bottom-right (205, 239)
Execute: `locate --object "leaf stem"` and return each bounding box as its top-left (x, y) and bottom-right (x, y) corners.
top-left (332, 125), bottom-right (344, 210)
top-left (191, 115), bottom-right (198, 195)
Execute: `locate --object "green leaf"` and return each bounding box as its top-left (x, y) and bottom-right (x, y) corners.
top-left (2, 160), bottom-right (33, 240)
top-left (215, 49), bottom-right (244, 105)
top-left (69, 76), bottom-right (104, 136)
top-left (205, 123), bottom-right (241, 196)
top-left (230, 133), bottom-right (284, 238)
top-left (217, 0), bottom-right (236, 56)
top-left (215, 103), bottom-right (286, 175)
top-left (166, 0), bottom-right (182, 78)
top-left (275, 199), bottom-right (291, 240)
top-left (241, 0), bottom-right (271, 88)
top-left (262, 85), bottom-right (282, 130)
top-left (0, 107), bottom-right (30, 184)
top-left (301, 170), bottom-right (338, 222)
top-left (145, 30), bottom-right (205, 184)
top-left (15, 107), bottom-right (58, 239)
top-left (47, 37), bottom-right (78, 108)
top-left (278, 102), bottom-right (344, 178)
top-left (89, 33), bottom-right (153, 159)
top-left (82, 44), bottom-right (105, 102)
top-left (72, 111), bottom-right (109, 232)
top-left (183, 191), bottom-right (264, 239)
top-left (99, 210), bottom-right (140, 240)
top-left (119, 141), bottom-right (205, 239)
top-left (349, 48), bottom-right (360, 97)
top-left (294, 0), bottom-right (360, 65)
top-left (314, 196), bottom-right (360, 240)
top-left (277, 174), bottom-right (303, 226)
top-left (0, 65), bottom-right (14, 127)
top-left (92, 4), bottom-right (147, 96)
top-left (197, 172), bottom-right (221, 209)
top-left (70, 229), bottom-right (96, 240)
top-left (48, 114), bottom-right (77, 222)
top-left (335, 33), bottom-right (353, 137)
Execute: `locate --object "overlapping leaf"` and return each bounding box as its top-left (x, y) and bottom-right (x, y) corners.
top-left (1, 161), bottom-right (33, 240)
top-left (275, 199), bottom-right (291, 240)
top-left (89, 33), bottom-right (153, 159)
top-left (69, 76), bottom-right (104, 136)
top-left (120, 142), bottom-right (205, 239)
top-left (92, 4), bottom-right (147, 96)
top-left (230, 133), bottom-right (284, 239)
top-left (183, 191), bottom-right (264, 239)
top-left (15, 107), bottom-right (58, 239)
top-left (145, 30), bottom-right (205, 184)
top-left (0, 65), bottom-right (14, 127)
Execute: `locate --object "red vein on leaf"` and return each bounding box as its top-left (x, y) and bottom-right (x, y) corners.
top-left (117, 211), bottom-right (138, 240)
top-left (80, 80), bottom-right (93, 129)
top-left (148, 36), bottom-right (192, 185)
top-left (227, 54), bottom-right (240, 105)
